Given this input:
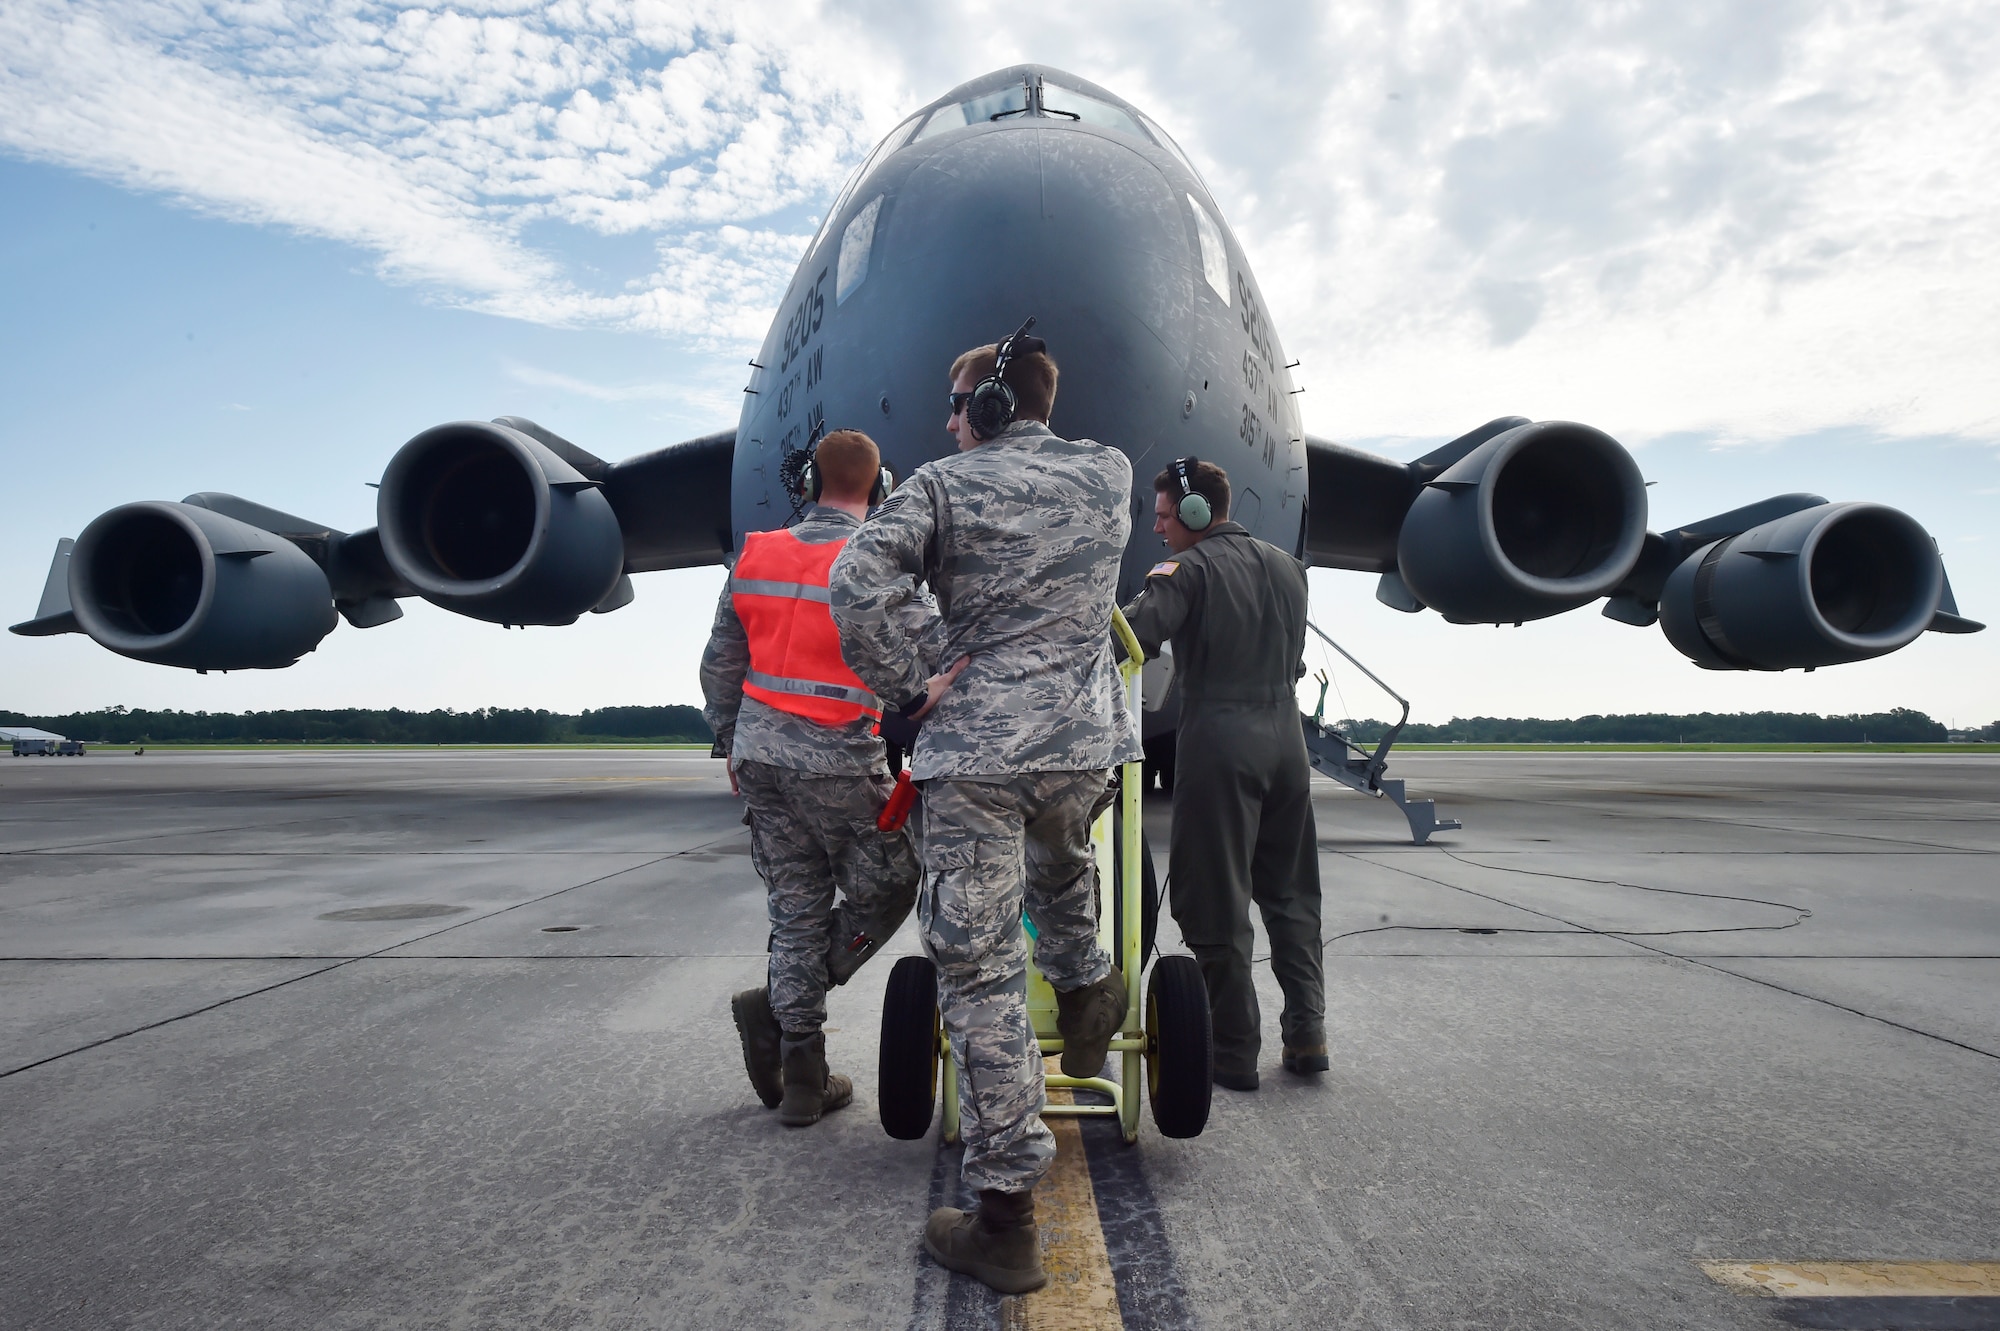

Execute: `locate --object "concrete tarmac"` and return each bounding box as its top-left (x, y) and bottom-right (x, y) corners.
top-left (1, 748), bottom-right (1995, 1329)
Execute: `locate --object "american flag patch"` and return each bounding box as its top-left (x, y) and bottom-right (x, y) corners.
top-left (1148, 560), bottom-right (1180, 577)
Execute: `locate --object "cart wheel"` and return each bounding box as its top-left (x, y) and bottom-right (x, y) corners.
top-left (1145, 955), bottom-right (1211, 1138)
top-left (1111, 813), bottom-right (1160, 969)
top-left (879, 955), bottom-right (940, 1140)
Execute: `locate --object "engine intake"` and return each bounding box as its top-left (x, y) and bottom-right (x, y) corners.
top-left (68, 502), bottom-right (336, 670)
top-left (1658, 502), bottom-right (1942, 670)
top-left (377, 421), bottom-right (626, 625)
top-left (1396, 421), bottom-right (1648, 623)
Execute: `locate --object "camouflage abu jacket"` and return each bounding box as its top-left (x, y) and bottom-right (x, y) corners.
top-left (828, 420), bottom-right (1142, 780)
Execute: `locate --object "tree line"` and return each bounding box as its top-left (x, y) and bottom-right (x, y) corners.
top-left (0, 705), bottom-right (713, 745)
top-left (1330, 708), bottom-right (1983, 745)
top-left (4, 704), bottom-right (1990, 747)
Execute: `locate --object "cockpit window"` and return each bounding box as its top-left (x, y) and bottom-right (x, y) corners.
top-left (1136, 110), bottom-right (1206, 185)
top-left (814, 112), bottom-right (923, 254)
top-left (911, 83), bottom-right (1030, 142)
top-left (1039, 81), bottom-right (1149, 141)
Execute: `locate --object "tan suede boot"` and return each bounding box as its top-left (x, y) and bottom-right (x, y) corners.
top-left (730, 988), bottom-right (783, 1109)
top-left (922, 1188), bottom-right (1046, 1294)
top-left (1282, 1042), bottom-right (1330, 1075)
top-left (777, 1031), bottom-right (853, 1127)
top-left (1054, 966), bottom-right (1127, 1078)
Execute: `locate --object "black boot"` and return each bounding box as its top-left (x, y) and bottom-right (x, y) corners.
top-left (923, 1188), bottom-right (1045, 1294)
top-left (778, 1031), bottom-right (853, 1127)
top-left (730, 988), bottom-right (783, 1109)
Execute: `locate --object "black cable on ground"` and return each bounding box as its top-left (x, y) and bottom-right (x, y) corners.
top-left (1336, 849), bottom-right (2000, 1063)
top-left (1322, 848), bottom-right (1812, 944)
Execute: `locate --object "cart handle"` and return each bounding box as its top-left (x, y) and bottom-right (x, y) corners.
top-left (1111, 607), bottom-right (1145, 675)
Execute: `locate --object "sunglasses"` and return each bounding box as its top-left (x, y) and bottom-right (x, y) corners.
top-left (948, 391), bottom-right (974, 417)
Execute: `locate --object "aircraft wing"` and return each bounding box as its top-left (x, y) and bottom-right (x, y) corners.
top-left (10, 418), bottom-right (736, 671)
top-left (497, 418), bottom-right (735, 574)
top-left (1303, 417), bottom-right (1980, 671)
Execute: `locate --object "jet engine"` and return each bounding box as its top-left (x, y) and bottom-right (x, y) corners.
top-left (376, 421), bottom-right (626, 625)
top-left (67, 501), bottom-right (337, 670)
top-left (1394, 421), bottom-right (1648, 623)
top-left (1658, 501), bottom-right (1943, 670)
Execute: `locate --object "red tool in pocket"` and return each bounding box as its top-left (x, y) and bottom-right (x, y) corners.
top-left (876, 770), bottom-right (917, 832)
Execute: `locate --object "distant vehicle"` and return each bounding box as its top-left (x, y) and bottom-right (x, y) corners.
top-left (5, 726), bottom-right (83, 755)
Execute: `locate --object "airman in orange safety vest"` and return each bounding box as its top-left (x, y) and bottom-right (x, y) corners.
top-left (700, 429), bottom-right (931, 1127)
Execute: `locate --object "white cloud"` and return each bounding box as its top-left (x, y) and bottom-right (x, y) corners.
top-left (503, 362), bottom-right (679, 402)
top-left (1, 0), bottom-right (1994, 450)
top-left (0, 0), bottom-right (903, 336)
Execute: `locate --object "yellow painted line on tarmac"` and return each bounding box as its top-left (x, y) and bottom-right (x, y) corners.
top-left (999, 1061), bottom-right (1123, 1331)
top-left (1702, 1261), bottom-right (2000, 1298)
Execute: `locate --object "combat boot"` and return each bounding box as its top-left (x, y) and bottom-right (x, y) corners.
top-left (1282, 1042), bottom-right (1330, 1075)
top-left (730, 987), bottom-right (783, 1109)
top-left (1054, 966), bottom-right (1126, 1078)
top-left (777, 1031), bottom-right (853, 1127)
top-left (922, 1188), bottom-right (1046, 1294)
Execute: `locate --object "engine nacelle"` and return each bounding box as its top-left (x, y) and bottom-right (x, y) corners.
top-left (1396, 421), bottom-right (1648, 623)
top-left (67, 502), bottom-right (337, 670)
top-left (377, 421), bottom-right (626, 625)
top-left (1658, 502), bottom-right (1942, 670)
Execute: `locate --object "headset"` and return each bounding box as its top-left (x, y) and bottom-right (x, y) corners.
top-left (796, 422), bottom-right (893, 507)
top-left (1170, 456), bottom-right (1214, 531)
top-left (966, 315), bottom-right (1047, 442)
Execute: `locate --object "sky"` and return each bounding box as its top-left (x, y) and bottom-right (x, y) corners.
top-left (2, 0), bottom-right (1996, 726)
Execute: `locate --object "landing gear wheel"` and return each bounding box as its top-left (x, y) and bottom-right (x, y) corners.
top-left (1145, 955), bottom-right (1211, 1138)
top-left (878, 955), bottom-right (941, 1140)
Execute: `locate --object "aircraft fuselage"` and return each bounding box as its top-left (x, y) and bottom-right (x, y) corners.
top-left (733, 66), bottom-right (1306, 598)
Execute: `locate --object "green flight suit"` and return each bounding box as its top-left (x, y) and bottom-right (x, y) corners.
top-left (1122, 520), bottom-right (1324, 1078)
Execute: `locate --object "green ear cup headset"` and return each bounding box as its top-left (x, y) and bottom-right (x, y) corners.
top-left (967, 315), bottom-right (1046, 442)
top-left (1172, 456), bottom-right (1213, 531)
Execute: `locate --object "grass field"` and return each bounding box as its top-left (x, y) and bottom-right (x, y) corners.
top-left (1388, 742), bottom-right (2000, 754)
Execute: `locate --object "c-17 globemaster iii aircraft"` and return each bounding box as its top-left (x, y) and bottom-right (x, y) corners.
top-left (11, 66), bottom-right (1983, 762)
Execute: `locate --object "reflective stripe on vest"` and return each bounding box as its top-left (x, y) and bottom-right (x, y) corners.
top-left (732, 529), bottom-right (881, 726)
top-left (743, 669), bottom-right (878, 709)
top-left (728, 577), bottom-right (832, 603)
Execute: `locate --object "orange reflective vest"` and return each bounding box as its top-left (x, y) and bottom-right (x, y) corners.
top-left (731, 529), bottom-right (882, 727)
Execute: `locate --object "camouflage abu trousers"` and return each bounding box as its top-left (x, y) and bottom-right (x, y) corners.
top-left (920, 769), bottom-right (1117, 1194)
top-left (737, 760), bottom-right (920, 1036)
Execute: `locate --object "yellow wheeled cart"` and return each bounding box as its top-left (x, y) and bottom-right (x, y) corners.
top-left (878, 610), bottom-right (1212, 1144)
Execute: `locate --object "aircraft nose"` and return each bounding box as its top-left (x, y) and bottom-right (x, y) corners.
top-left (869, 125), bottom-right (1199, 451)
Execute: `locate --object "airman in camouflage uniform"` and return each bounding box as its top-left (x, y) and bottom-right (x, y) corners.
top-left (702, 438), bottom-right (923, 1127)
top-left (829, 340), bottom-right (1139, 1293)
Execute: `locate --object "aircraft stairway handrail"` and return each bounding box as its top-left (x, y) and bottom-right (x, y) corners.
top-left (1305, 618), bottom-right (1409, 786)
